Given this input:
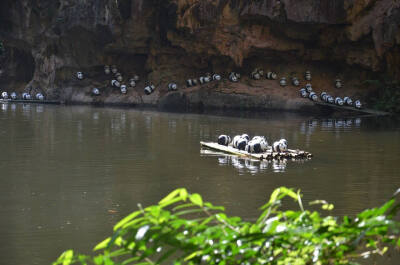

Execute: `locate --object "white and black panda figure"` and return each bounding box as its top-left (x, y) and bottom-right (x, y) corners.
top-left (132, 75), bottom-right (140, 82)
top-left (212, 74), bottom-right (221, 81)
top-left (305, 83), bottom-right (312, 92)
top-left (22, 92), bottom-right (31, 100)
top-left (266, 71), bottom-right (277, 80)
top-left (204, 76), bottom-right (211, 83)
top-left (272, 139), bottom-right (288, 152)
top-left (335, 79), bottom-right (343, 89)
top-left (1, 91), bottom-right (8, 99)
top-left (92, 88), bottom-right (100, 96)
top-left (120, 85), bottom-right (127, 94)
top-left (168, 83), bottom-right (178, 91)
top-left (354, 100), bottom-right (362, 109)
top-left (192, 79), bottom-right (198, 86)
top-left (111, 65), bottom-right (118, 74)
top-left (258, 69), bottom-right (264, 76)
top-left (199, 76), bottom-right (205, 84)
top-left (218, 135), bottom-right (231, 146)
top-left (76, 72), bottom-right (84, 80)
top-left (10, 92), bottom-right (17, 100)
top-left (111, 79), bottom-right (121, 88)
top-left (335, 97), bottom-right (344, 106)
top-left (144, 84), bottom-right (155, 95)
top-left (251, 136), bottom-right (265, 142)
top-left (246, 136), bottom-right (268, 153)
top-left (186, 79), bottom-right (193, 87)
top-left (104, 65), bottom-right (111, 75)
top-left (327, 96), bottom-right (334, 104)
top-left (279, 77), bottom-right (287, 86)
top-left (245, 140), bottom-right (263, 153)
top-left (292, 77), bottom-right (300, 86)
top-left (343, 97), bottom-right (353, 106)
top-left (320, 92), bottom-right (328, 101)
top-left (251, 69), bottom-right (261, 80)
top-left (129, 79), bottom-right (136, 87)
top-left (300, 88), bottom-right (308, 98)
top-left (309, 92), bottom-right (318, 101)
top-left (116, 73), bottom-right (123, 82)
top-left (241, 134), bottom-right (250, 141)
top-left (229, 72), bottom-right (239, 82)
top-left (305, 71), bottom-right (312, 81)
top-left (35, 93), bottom-right (44, 100)
top-left (233, 135), bottom-right (248, 151)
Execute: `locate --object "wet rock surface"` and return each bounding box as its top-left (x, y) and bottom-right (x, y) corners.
top-left (0, 0), bottom-right (399, 111)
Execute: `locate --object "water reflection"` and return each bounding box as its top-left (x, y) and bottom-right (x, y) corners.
top-left (36, 105), bottom-right (44, 113)
top-left (1, 103), bottom-right (7, 111)
top-left (201, 149), bottom-right (310, 174)
top-left (0, 104), bottom-right (399, 265)
top-left (301, 118), bottom-right (362, 136)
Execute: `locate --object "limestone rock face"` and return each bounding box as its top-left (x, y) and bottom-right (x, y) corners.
top-left (0, 0), bottom-right (399, 103)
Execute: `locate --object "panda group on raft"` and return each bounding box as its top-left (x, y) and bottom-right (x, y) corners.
top-left (218, 134), bottom-right (288, 154)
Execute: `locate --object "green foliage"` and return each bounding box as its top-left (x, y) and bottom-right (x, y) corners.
top-left (364, 79), bottom-right (400, 113)
top-left (54, 187), bottom-right (400, 265)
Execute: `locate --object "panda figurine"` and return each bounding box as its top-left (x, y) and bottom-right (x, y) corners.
top-left (120, 85), bottom-right (127, 94)
top-left (309, 92), bottom-right (318, 101)
top-left (218, 135), bottom-right (231, 146)
top-left (305, 71), bottom-right (311, 81)
top-left (212, 74), bottom-right (221, 81)
top-left (232, 135), bottom-right (248, 151)
top-left (266, 72), bottom-right (277, 80)
top-left (343, 97), bottom-right (353, 106)
top-left (76, 72), bottom-right (84, 80)
top-left (272, 139), bottom-right (288, 152)
top-left (305, 83), bottom-right (312, 93)
top-left (22, 92), bottom-right (31, 100)
top-left (35, 93), bottom-right (44, 100)
top-left (129, 79), bottom-right (136, 87)
top-left (279, 77), bottom-right (287, 87)
top-left (292, 77), bottom-right (300, 86)
top-left (354, 100), bottom-right (362, 109)
top-left (104, 65), bottom-right (111, 75)
top-left (10, 92), bottom-right (17, 100)
top-left (144, 84), bottom-right (155, 95)
top-left (320, 92), bottom-right (328, 101)
top-left (300, 88), bottom-right (308, 98)
top-left (326, 96), bottom-right (334, 104)
top-left (92, 88), bottom-right (100, 96)
top-left (335, 97), bottom-right (344, 106)
top-left (168, 83), bottom-right (178, 91)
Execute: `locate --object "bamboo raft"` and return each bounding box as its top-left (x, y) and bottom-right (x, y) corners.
top-left (200, 141), bottom-right (312, 160)
top-left (0, 99), bottom-right (61, 104)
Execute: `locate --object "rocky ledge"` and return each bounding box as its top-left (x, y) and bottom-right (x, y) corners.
top-left (0, 0), bottom-right (399, 113)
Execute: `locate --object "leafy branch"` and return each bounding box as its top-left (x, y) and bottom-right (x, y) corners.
top-left (54, 187), bottom-right (400, 265)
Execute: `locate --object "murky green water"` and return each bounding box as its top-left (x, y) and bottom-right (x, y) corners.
top-left (0, 103), bottom-right (399, 264)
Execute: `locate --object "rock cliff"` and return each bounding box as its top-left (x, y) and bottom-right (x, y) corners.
top-left (0, 0), bottom-right (399, 111)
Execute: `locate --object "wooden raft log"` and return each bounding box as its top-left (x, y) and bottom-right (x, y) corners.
top-left (200, 142), bottom-right (312, 160)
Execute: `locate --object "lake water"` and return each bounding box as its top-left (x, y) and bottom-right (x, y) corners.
top-left (0, 103), bottom-right (399, 264)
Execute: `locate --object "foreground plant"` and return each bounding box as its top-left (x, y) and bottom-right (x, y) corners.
top-left (54, 187), bottom-right (400, 265)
